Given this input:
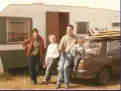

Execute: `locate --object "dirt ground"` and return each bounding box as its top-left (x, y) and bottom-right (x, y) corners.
top-left (0, 69), bottom-right (120, 90)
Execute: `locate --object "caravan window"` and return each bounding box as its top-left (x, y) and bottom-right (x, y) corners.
top-left (6, 18), bottom-right (31, 43)
top-left (76, 22), bottom-right (89, 34)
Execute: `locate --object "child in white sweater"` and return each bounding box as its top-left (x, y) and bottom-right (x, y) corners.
top-left (42, 35), bottom-right (60, 85)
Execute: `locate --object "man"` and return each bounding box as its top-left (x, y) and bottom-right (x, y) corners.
top-left (56, 25), bottom-right (78, 89)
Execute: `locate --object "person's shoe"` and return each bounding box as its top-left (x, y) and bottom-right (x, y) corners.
top-left (40, 80), bottom-right (48, 85)
top-left (56, 84), bottom-right (61, 89)
top-left (44, 81), bottom-right (49, 85)
top-left (65, 84), bottom-right (69, 89)
top-left (35, 80), bottom-right (38, 84)
top-left (48, 81), bottom-right (51, 84)
top-left (40, 80), bottom-right (45, 85)
top-left (31, 80), bottom-right (36, 85)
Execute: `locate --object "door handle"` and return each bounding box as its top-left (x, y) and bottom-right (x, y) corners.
top-left (108, 56), bottom-right (112, 59)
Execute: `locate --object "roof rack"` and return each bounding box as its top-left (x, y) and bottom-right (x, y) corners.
top-left (84, 30), bottom-right (120, 41)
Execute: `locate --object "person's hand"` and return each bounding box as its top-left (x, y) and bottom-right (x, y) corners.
top-left (43, 64), bottom-right (46, 69)
top-left (27, 44), bottom-right (29, 47)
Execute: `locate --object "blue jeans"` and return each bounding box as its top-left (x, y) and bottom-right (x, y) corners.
top-left (57, 52), bottom-right (73, 85)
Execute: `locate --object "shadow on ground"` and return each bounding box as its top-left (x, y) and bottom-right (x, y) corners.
top-left (6, 66), bottom-right (45, 76)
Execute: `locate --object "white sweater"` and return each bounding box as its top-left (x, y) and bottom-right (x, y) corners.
top-left (45, 43), bottom-right (60, 63)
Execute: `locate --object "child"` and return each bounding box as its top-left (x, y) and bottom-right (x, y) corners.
top-left (70, 39), bottom-right (85, 73)
top-left (42, 35), bottom-right (60, 85)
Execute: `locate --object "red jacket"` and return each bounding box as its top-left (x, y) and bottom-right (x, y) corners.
top-left (22, 36), bottom-right (45, 57)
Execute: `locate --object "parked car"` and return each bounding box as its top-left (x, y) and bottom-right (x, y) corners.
top-left (72, 36), bottom-right (120, 85)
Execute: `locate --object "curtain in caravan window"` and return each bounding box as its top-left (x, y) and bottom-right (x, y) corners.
top-left (112, 22), bottom-right (120, 27)
top-left (6, 18), bottom-right (31, 43)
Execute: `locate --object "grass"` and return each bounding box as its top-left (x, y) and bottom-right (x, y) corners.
top-left (0, 68), bottom-right (120, 90)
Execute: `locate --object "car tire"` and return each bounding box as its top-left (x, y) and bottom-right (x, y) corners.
top-left (96, 67), bottom-right (111, 85)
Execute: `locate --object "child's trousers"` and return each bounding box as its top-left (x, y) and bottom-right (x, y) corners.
top-left (73, 55), bottom-right (82, 72)
top-left (44, 57), bottom-right (56, 81)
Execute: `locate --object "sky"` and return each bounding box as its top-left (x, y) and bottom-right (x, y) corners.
top-left (0, 0), bottom-right (120, 12)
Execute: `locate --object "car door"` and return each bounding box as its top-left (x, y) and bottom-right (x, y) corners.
top-left (83, 41), bottom-right (102, 76)
top-left (107, 41), bottom-right (120, 76)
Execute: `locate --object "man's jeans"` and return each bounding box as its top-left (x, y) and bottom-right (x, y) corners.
top-left (57, 52), bottom-right (73, 85)
top-left (28, 55), bottom-right (41, 81)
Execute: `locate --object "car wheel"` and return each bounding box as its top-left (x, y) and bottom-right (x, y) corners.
top-left (96, 67), bottom-right (111, 85)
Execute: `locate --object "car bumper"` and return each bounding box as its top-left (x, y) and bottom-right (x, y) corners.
top-left (72, 69), bottom-right (94, 79)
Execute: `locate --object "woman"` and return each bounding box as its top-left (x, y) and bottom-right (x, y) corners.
top-left (22, 28), bottom-right (45, 85)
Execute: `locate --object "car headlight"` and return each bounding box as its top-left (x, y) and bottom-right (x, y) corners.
top-left (80, 60), bottom-right (84, 64)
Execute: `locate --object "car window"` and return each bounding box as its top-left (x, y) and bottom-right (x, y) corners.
top-left (84, 41), bottom-right (100, 49)
top-left (84, 41), bottom-right (101, 55)
top-left (90, 42), bottom-right (100, 49)
top-left (107, 41), bottom-right (120, 53)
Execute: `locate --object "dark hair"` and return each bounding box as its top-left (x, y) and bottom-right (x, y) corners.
top-left (67, 24), bottom-right (74, 30)
top-left (32, 28), bottom-right (39, 33)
